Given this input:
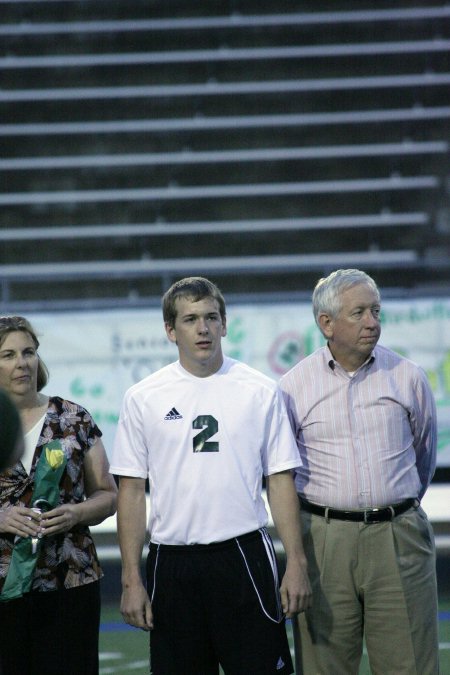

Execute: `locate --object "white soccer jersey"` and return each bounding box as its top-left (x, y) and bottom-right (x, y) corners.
top-left (110, 356), bottom-right (301, 545)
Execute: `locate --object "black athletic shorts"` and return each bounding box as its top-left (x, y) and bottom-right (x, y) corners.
top-left (147, 528), bottom-right (293, 675)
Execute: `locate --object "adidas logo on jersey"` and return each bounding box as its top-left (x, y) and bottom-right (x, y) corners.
top-left (164, 407), bottom-right (183, 420)
top-left (276, 657), bottom-right (285, 670)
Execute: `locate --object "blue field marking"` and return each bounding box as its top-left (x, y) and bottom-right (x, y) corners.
top-left (101, 621), bottom-right (139, 632)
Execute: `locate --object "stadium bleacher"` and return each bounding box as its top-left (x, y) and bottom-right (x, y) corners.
top-left (0, 0), bottom-right (449, 311)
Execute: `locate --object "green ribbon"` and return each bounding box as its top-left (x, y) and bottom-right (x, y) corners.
top-left (0, 440), bottom-right (67, 602)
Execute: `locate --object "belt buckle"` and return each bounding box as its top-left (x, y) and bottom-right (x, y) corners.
top-left (363, 508), bottom-right (381, 524)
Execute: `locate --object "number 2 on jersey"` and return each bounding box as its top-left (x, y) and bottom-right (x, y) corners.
top-left (192, 415), bottom-right (219, 452)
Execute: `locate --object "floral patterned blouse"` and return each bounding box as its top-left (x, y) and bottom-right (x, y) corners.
top-left (0, 396), bottom-right (104, 594)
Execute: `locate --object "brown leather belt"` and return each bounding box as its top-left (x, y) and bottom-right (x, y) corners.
top-left (299, 496), bottom-right (416, 523)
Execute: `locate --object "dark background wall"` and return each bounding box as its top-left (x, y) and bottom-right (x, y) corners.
top-left (1, 0), bottom-right (449, 311)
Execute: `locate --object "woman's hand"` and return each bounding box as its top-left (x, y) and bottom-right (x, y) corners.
top-left (39, 504), bottom-right (81, 536)
top-left (0, 505), bottom-right (41, 538)
top-left (39, 436), bottom-right (118, 536)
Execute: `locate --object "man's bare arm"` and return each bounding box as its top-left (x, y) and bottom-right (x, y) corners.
top-left (266, 470), bottom-right (312, 616)
top-left (117, 476), bottom-right (153, 630)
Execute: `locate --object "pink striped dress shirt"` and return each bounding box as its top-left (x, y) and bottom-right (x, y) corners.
top-left (280, 344), bottom-right (437, 509)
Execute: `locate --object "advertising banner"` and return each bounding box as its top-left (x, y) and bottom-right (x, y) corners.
top-left (29, 298), bottom-right (450, 468)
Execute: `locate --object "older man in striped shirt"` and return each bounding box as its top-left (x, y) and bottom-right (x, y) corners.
top-left (281, 268), bottom-right (438, 675)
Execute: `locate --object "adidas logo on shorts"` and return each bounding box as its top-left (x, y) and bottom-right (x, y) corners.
top-left (164, 407), bottom-right (183, 420)
top-left (276, 657), bottom-right (285, 670)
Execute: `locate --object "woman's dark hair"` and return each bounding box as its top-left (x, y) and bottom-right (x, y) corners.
top-left (0, 389), bottom-right (23, 471)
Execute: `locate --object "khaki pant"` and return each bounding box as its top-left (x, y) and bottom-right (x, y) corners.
top-left (295, 505), bottom-right (439, 675)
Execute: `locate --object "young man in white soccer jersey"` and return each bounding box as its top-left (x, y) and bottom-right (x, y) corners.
top-left (110, 277), bottom-right (311, 675)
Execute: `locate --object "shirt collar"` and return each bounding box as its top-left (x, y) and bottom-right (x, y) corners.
top-left (325, 344), bottom-right (376, 372)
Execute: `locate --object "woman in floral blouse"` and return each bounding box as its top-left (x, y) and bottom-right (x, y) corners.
top-left (0, 316), bottom-right (117, 675)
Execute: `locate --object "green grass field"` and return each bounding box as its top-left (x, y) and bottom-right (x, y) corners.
top-left (99, 599), bottom-right (450, 674)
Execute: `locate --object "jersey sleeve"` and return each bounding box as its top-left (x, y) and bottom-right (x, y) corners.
top-left (109, 389), bottom-right (149, 478)
top-left (264, 385), bottom-right (302, 476)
